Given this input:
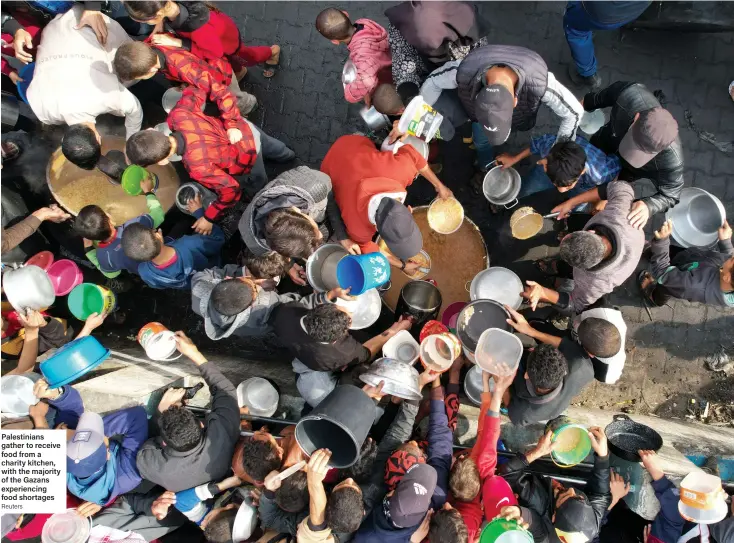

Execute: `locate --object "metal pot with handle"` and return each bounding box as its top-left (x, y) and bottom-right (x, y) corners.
top-left (395, 280), bottom-right (442, 330)
top-left (604, 414), bottom-right (663, 462)
top-left (482, 161), bottom-right (521, 209)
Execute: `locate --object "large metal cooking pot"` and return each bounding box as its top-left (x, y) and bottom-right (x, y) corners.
top-left (456, 299), bottom-right (511, 362)
top-left (395, 280), bottom-right (442, 330)
top-left (360, 106), bottom-right (391, 132)
top-left (604, 414), bottom-right (663, 462)
top-left (306, 243), bottom-right (348, 292)
top-left (467, 267), bottom-right (524, 309)
top-left (2, 264), bottom-right (56, 312)
top-left (482, 161), bottom-right (521, 209)
top-left (359, 357), bottom-right (422, 401)
top-left (666, 187), bottom-right (725, 248)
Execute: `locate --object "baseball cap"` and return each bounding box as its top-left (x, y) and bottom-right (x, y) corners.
top-left (67, 412), bottom-right (107, 479)
top-left (482, 475), bottom-right (518, 519)
top-left (618, 107), bottom-right (678, 168)
top-left (375, 198), bottom-right (422, 261)
top-left (474, 84), bottom-right (514, 145)
top-left (388, 463), bottom-right (437, 528)
top-left (554, 492), bottom-right (596, 542)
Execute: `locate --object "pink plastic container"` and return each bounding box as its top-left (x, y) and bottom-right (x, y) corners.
top-left (47, 259), bottom-right (83, 296)
top-left (25, 251), bottom-right (55, 271)
top-left (441, 302), bottom-right (467, 333)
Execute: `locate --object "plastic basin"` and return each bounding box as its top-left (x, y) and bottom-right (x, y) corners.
top-left (546, 416), bottom-right (592, 467)
top-left (474, 328), bottom-right (523, 375)
top-left (40, 336), bottom-right (110, 388)
top-left (236, 377), bottom-right (279, 417)
top-left (67, 283), bottom-right (116, 320)
top-left (441, 302), bottom-right (467, 333)
top-left (3, 264), bottom-right (56, 312)
top-left (1, 373), bottom-right (41, 415)
top-left (121, 165), bottom-right (158, 196)
top-left (336, 253), bottom-right (390, 296)
top-left (25, 251), bottom-right (55, 271)
top-left (46, 259), bottom-right (83, 296)
top-left (479, 518), bottom-right (533, 543)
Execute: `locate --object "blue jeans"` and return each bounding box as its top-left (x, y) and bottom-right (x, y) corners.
top-left (563, 2), bottom-right (632, 77)
top-left (472, 123), bottom-right (495, 170)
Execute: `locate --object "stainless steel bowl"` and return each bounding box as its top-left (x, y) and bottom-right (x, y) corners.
top-left (468, 267), bottom-right (524, 309)
top-left (359, 357), bottom-right (422, 401)
top-left (360, 106), bottom-right (391, 132)
top-left (306, 244), bottom-right (349, 292)
top-left (482, 162), bottom-right (521, 208)
top-left (2, 265), bottom-right (56, 312)
top-left (666, 187), bottom-right (725, 248)
top-left (463, 365), bottom-right (493, 407)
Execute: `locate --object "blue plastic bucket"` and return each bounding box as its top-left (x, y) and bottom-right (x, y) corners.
top-left (16, 62), bottom-right (35, 105)
top-left (40, 336), bottom-right (110, 388)
top-left (336, 253), bottom-right (390, 296)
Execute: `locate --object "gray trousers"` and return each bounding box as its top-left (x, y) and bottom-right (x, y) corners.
top-left (94, 491), bottom-right (186, 542)
top-left (245, 126), bottom-right (296, 198)
top-left (292, 359), bottom-right (338, 407)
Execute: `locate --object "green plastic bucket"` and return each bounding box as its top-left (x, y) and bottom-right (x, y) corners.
top-left (479, 518), bottom-right (533, 543)
top-left (546, 415), bottom-right (592, 468)
top-left (121, 165), bottom-right (159, 196)
top-left (67, 283), bottom-right (117, 321)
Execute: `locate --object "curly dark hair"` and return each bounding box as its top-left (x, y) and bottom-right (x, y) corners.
top-left (527, 344), bottom-right (568, 391)
top-left (429, 508), bottom-right (468, 543)
top-left (239, 438), bottom-right (281, 483)
top-left (340, 437), bottom-right (377, 484)
top-left (202, 507), bottom-right (237, 543)
top-left (275, 471), bottom-right (309, 513)
top-left (304, 304), bottom-right (351, 343)
top-left (159, 406), bottom-right (203, 452)
top-left (578, 317), bottom-right (621, 358)
top-left (326, 485), bottom-right (364, 533)
top-left (559, 231), bottom-right (607, 270)
top-left (546, 140), bottom-right (587, 188)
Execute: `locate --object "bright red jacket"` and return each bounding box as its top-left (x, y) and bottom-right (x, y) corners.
top-left (166, 3), bottom-right (241, 61)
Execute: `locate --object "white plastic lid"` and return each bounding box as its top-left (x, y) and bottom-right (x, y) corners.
top-left (474, 328), bottom-right (523, 376)
top-left (42, 509), bottom-right (91, 543)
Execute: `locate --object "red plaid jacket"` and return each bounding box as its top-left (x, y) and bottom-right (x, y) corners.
top-left (154, 44), bottom-right (241, 127)
top-left (168, 86), bottom-right (257, 221)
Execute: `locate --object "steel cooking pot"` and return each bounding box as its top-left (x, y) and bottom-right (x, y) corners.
top-left (2, 264), bottom-right (56, 312)
top-left (395, 280), bottom-right (442, 330)
top-left (604, 414), bottom-right (663, 462)
top-left (467, 267), bottom-right (523, 309)
top-left (456, 299), bottom-right (511, 362)
top-left (306, 243), bottom-right (348, 292)
top-left (359, 106), bottom-right (391, 132)
top-left (359, 357), bottom-right (422, 401)
top-left (666, 187), bottom-right (725, 248)
top-left (482, 161), bottom-right (521, 209)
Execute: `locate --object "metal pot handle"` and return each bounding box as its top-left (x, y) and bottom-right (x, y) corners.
top-left (504, 198), bottom-right (519, 209)
top-left (465, 280), bottom-right (472, 292)
top-left (612, 414), bottom-right (631, 421)
top-left (484, 160), bottom-right (497, 170)
top-left (377, 280), bottom-right (392, 295)
top-left (426, 278), bottom-right (438, 287)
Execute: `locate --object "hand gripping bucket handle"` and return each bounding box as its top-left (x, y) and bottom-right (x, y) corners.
top-left (137, 323), bottom-right (182, 362)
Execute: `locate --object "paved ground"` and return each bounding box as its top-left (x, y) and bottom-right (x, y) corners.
top-left (221, 1), bottom-right (734, 422)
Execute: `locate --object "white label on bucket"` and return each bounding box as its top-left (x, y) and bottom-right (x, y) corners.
top-left (0, 430), bottom-right (67, 514)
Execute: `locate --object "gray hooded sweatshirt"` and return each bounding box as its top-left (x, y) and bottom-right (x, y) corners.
top-left (238, 166), bottom-right (348, 257)
top-left (191, 264), bottom-right (330, 340)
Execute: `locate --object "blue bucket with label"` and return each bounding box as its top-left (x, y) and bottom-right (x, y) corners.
top-left (336, 253), bottom-right (390, 296)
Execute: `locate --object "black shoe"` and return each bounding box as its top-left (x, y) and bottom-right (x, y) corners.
top-left (567, 65), bottom-right (602, 91)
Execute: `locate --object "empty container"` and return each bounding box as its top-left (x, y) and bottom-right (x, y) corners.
top-left (474, 328), bottom-right (523, 376)
top-left (678, 472), bottom-right (728, 524)
top-left (382, 329), bottom-right (420, 364)
top-left (336, 253), bottom-right (390, 295)
top-left (40, 336), bottom-right (110, 388)
top-left (237, 377), bottom-right (279, 417)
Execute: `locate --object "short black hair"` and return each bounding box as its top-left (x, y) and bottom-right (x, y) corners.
top-left (159, 406), bottom-right (203, 452)
top-left (114, 41), bottom-right (158, 81)
top-left (304, 304), bottom-right (351, 343)
top-left (239, 438), bottom-right (281, 483)
top-left (372, 84), bottom-right (405, 115)
top-left (122, 0), bottom-right (166, 20)
top-left (429, 508), bottom-right (468, 543)
top-left (275, 471), bottom-right (309, 513)
top-left (202, 507), bottom-right (237, 543)
top-left (315, 8), bottom-right (352, 40)
top-left (75, 205), bottom-right (112, 241)
top-left (62, 124), bottom-right (101, 170)
top-left (578, 317), bottom-right (621, 358)
top-left (326, 486), bottom-right (364, 533)
top-left (546, 141), bottom-right (586, 188)
top-left (121, 222), bottom-right (162, 262)
top-left (243, 251), bottom-right (291, 280)
top-left (340, 438), bottom-right (377, 484)
top-left (559, 231), bottom-right (607, 270)
top-left (126, 130), bottom-right (172, 167)
top-left (265, 209), bottom-right (321, 260)
top-left (527, 344), bottom-right (568, 391)
top-left (210, 279), bottom-right (254, 317)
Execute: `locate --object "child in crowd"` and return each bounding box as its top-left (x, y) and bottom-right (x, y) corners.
top-left (121, 194), bottom-right (224, 289)
top-left (315, 8), bottom-right (392, 105)
top-left (75, 174), bottom-right (163, 278)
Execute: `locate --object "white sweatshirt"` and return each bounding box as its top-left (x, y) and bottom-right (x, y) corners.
top-left (26, 5), bottom-right (143, 139)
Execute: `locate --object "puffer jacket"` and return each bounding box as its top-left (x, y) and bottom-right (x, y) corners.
top-left (238, 166), bottom-right (347, 257)
top-left (498, 452), bottom-right (611, 543)
top-left (583, 81), bottom-right (685, 216)
top-left (457, 44), bottom-right (548, 132)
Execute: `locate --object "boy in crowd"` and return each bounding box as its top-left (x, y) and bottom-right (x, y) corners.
top-left (641, 219), bottom-right (734, 308)
top-left (315, 8), bottom-right (392, 105)
top-left (76, 175), bottom-right (163, 279)
top-left (121, 194), bottom-right (224, 289)
top-left (495, 136), bottom-right (621, 199)
top-left (258, 470), bottom-right (310, 535)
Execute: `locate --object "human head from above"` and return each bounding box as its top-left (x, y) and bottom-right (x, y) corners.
top-left (62, 123), bottom-right (101, 170)
top-left (476, 68), bottom-right (519, 146)
top-left (113, 41), bottom-right (160, 82)
top-left (66, 412), bottom-right (111, 479)
top-left (265, 207), bottom-right (323, 260)
top-left (275, 471), bottom-right (309, 513)
top-left (159, 405), bottom-right (204, 452)
top-left (385, 463), bottom-right (437, 528)
top-left (559, 230), bottom-right (610, 271)
top-left (126, 129), bottom-right (175, 167)
top-left (372, 84), bottom-right (406, 116)
top-left (121, 222), bottom-right (163, 262)
top-left (384, 441), bottom-right (426, 491)
top-left (201, 505), bottom-right (240, 543)
top-left (326, 477), bottom-right (364, 533)
top-left (552, 481), bottom-right (597, 543)
top-left (577, 317), bottom-right (622, 359)
top-left (619, 107), bottom-right (678, 169)
top-left (375, 198), bottom-right (423, 261)
top-left (315, 7), bottom-right (355, 44)
top-left (430, 503), bottom-right (469, 543)
top-left (449, 452), bottom-right (481, 502)
top-left (210, 278), bottom-right (257, 317)
top-left (541, 140), bottom-right (587, 192)
top-left (304, 304), bottom-right (352, 343)
top-left (242, 251), bottom-right (291, 281)
top-left (239, 430), bottom-right (284, 483)
top-left (122, 0), bottom-right (172, 25)
top-left (526, 344), bottom-right (567, 394)
top-left (340, 437), bottom-right (377, 485)
top-left (75, 205), bottom-right (114, 241)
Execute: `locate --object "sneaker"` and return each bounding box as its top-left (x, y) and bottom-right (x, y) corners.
top-left (237, 93), bottom-right (258, 116)
top-left (567, 65), bottom-right (602, 91)
top-left (104, 276), bottom-right (134, 294)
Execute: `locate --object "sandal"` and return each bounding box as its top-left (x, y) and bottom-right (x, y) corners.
top-left (263, 45), bottom-right (281, 78)
top-left (534, 257), bottom-right (560, 276)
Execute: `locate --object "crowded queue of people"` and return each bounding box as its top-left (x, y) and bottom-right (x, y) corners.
top-left (1, 1), bottom-right (733, 543)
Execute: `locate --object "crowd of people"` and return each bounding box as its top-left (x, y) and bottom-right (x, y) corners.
top-left (1, 1), bottom-right (733, 543)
